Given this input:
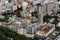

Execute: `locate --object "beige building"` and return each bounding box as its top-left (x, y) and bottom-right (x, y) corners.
top-left (12, 5), bottom-right (17, 11)
top-left (14, 0), bottom-right (18, 1)
top-left (37, 1), bottom-right (58, 23)
top-left (57, 21), bottom-right (60, 28)
top-left (47, 3), bottom-right (54, 12)
top-left (17, 28), bottom-right (27, 35)
top-left (21, 10), bottom-right (27, 17)
top-left (41, 5), bottom-right (46, 13)
top-left (53, 0), bottom-right (58, 1)
top-left (39, 2), bottom-right (55, 16)
top-left (39, 4), bottom-right (46, 16)
top-left (21, 18), bottom-right (31, 25)
top-left (35, 23), bottom-right (55, 37)
top-left (38, 0), bottom-right (58, 15)
top-left (28, 6), bottom-right (36, 13)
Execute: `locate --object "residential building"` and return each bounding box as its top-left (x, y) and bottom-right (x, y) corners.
top-left (37, 4), bottom-right (43, 24)
top-left (12, 5), bottom-right (17, 11)
top-left (25, 23), bottom-right (37, 37)
top-left (35, 23), bottom-right (55, 37)
top-left (22, 2), bottom-right (28, 10)
top-left (21, 18), bottom-right (31, 25)
top-left (0, 15), bottom-right (5, 19)
top-left (56, 21), bottom-right (60, 28)
top-left (54, 35), bottom-right (60, 40)
top-left (17, 28), bottom-right (27, 35)
top-left (27, 6), bottom-right (36, 13)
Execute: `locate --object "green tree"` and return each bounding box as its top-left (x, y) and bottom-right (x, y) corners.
top-left (0, 26), bottom-right (39, 40)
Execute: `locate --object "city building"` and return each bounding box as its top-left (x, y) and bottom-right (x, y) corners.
top-left (35, 23), bottom-right (55, 37)
top-left (22, 1), bottom-right (28, 10)
top-left (56, 21), bottom-right (60, 28)
top-left (25, 23), bottom-right (38, 38)
top-left (0, 0), bottom-right (60, 39)
top-left (27, 6), bottom-right (36, 13)
top-left (0, 15), bottom-right (5, 19)
top-left (17, 28), bottom-right (27, 35)
top-left (12, 5), bottom-right (17, 11)
top-left (54, 35), bottom-right (60, 40)
top-left (21, 18), bottom-right (31, 25)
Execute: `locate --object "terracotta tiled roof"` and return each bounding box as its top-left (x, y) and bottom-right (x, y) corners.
top-left (36, 24), bottom-right (54, 34)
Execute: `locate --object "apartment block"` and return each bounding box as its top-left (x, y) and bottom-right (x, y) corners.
top-left (35, 23), bottom-right (55, 37)
top-left (12, 5), bottom-right (17, 11)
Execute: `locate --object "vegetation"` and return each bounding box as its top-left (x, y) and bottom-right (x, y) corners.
top-left (9, 0), bottom-right (11, 2)
top-left (17, 7), bottom-right (23, 11)
top-left (0, 16), bottom-right (9, 22)
top-left (0, 26), bottom-right (39, 40)
top-left (3, 7), bottom-right (22, 17)
top-left (43, 13), bottom-right (59, 23)
top-left (0, 31), bottom-right (7, 40)
top-left (0, 7), bottom-right (23, 22)
top-left (31, 11), bottom-right (38, 18)
top-left (43, 14), bottom-right (52, 23)
top-left (55, 26), bottom-right (60, 30)
top-left (0, 7), bottom-right (39, 40)
top-left (14, 11), bottom-right (21, 17)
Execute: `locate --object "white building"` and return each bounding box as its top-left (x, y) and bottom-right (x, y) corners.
top-left (25, 23), bottom-right (39, 38)
top-left (22, 2), bottom-right (28, 10)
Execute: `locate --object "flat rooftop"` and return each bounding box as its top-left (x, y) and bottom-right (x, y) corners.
top-left (36, 23), bottom-right (55, 36)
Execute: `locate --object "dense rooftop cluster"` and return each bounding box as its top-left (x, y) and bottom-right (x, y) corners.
top-left (0, 0), bottom-right (60, 40)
